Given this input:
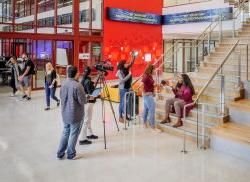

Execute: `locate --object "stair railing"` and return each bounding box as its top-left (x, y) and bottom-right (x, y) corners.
top-left (181, 39), bottom-right (240, 153)
top-left (133, 0), bottom-right (249, 91)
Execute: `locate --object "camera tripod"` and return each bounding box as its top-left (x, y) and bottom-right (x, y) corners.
top-left (95, 71), bottom-right (120, 149)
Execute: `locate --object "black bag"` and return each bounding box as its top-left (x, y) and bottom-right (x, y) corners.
top-left (125, 91), bottom-right (139, 120)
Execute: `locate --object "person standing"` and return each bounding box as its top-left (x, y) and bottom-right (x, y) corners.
top-left (116, 53), bottom-right (136, 123)
top-left (141, 64), bottom-right (156, 130)
top-left (44, 62), bottom-right (60, 111)
top-left (18, 53), bottom-right (35, 100)
top-left (57, 66), bottom-right (86, 160)
top-left (79, 67), bottom-right (98, 145)
top-left (5, 56), bottom-right (22, 97)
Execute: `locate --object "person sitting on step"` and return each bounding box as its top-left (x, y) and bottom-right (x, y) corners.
top-left (160, 73), bottom-right (195, 128)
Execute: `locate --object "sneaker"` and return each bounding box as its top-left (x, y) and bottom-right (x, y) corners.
top-left (22, 95), bottom-right (27, 99)
top-left (68, 153), bottom-right (84, 160)
top-left (26, 97), bottom-right (31, 101)
top-left (79, 140), bottom-right (92, 145)
top-left (57, 100), bottom-right (60, 107)
top-left (143, 123), bottom-right (148, 129)
top-left (44, 107), bottom-right (50, 111)
top-left (10, 93), bottom-right (16, 97)
top-left (87, 135), bottom-right (98, 140)
top-left (57, 154), bottom-right (65, 160)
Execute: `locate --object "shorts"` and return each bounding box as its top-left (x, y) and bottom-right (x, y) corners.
top-left (22, 75), bottom-right (32, 87)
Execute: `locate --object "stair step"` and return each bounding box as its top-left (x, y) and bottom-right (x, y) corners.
top-left (156, 120), bottom-right (210, 143)
top-left (211, 122), bottom-right (250, 145)
top-left (155, 107), bottom-right (224, 125)
top-left (210, 122), bottom-right (250, 161)
top-left (155, 99), bottom-right (226, 118)
top-left (230, 99), bottom-right (250, 112)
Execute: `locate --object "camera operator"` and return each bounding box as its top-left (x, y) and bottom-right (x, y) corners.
top-left (79, 66), bottom-right (98, 145)
top-left (116, 52), bottom-right (137, 123)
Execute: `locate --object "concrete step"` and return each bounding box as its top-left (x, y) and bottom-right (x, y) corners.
top-left (156, 99), bottom-right (228, 123)
top-left (156, 117), bottom-right (210, 147)
top-left (199, 66), bottom-right (249, 76)
top-left (210, 122), bottom-right (250, 161)
top-left (202, 62), bottom-right (250, 74)
top-left (155, 104), bottom-right (226, 125)
top-left (158, 86), bottom-right (240, 103)
top-left (229, 99), bottom-right (250, 126)
top-left (189, 73), bottom-right (241, 89)
top-left (156, 112), bottom-right (212, 135)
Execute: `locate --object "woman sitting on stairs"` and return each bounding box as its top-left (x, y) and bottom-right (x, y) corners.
top-left (160, 73), bottom-right (195, 128)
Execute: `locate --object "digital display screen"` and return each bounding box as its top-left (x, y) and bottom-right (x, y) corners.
top-left (107, 7), bottom-right (162, 25)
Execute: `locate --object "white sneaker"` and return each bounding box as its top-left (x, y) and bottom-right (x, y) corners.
top-left (10, 93), bottom-right (16, 97)
top-left (69, 153), bottom-right (84, 160)
top-left (151, 128), bottom-right (162, 133)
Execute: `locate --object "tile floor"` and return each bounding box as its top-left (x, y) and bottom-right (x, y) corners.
top-left (0, 90), bottom-right (250, 182)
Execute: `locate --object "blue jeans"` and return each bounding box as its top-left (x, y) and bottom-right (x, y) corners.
top-left (45, 82), bottom-right (59, 107)
top-left (119, 89), bottom-right (128, 118)
top-left (57, 121), bottom-right (83, 159)
top-left (143, 95), bottom-right (155, 127)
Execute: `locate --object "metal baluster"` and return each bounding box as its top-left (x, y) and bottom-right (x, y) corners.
top-left (201, 104), bottom-right (206, 150)
top-left (219, 13), bottom-right (223, 43)
top-left (220, 74), bottom-right (225, 115)
top-left (237, 51), bottom-right (242, 88)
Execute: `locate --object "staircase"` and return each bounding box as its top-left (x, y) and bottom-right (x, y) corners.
top-left (155, 1), bottom-right (250, 152)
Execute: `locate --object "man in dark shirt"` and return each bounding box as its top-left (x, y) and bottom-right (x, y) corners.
top-left (18, 53), bottom-right (34, 100)
top-left (57, 66), bottom-right (86, 160)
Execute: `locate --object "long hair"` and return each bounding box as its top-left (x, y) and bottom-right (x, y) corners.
top-left (181, 73), bottom-right (195, 95)
top-left (82, 66), bottom-right (91, 81)
top-left (117, 60), bottom-right (126, 71)
top-left (144, 64), bottom-right (154, 75)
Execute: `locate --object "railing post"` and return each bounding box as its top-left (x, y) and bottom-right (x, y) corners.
top-left (233, 16), bottom-right (236, 38)
top-left (201, 104), bottom-right (206, 150)
top-left (208, 28), bottom-right (211, 55)
top-left (237, 52), bottom-right (242, 88)
top-left (195, 41), bottom-right (199, 72)
top-left (220, 74), bottom-right (225, 115)
top-left (219, 13), bottom-right (223, 43)
top-left (247, 44), bottom-right (249, 81)
top-left (181, 105), bottom-right (188, 154)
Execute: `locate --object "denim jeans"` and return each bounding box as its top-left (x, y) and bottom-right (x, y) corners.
top-left (57, 121), bottom-right (83, 159)
top-left (143, 95), bottom-right (155, 127)
top-left (119, 89), bottom-right (129, 118)
top-left (45, 82), bottom-right (59, 107)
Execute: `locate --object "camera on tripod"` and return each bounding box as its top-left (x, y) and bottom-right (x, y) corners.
top-left (94, 61), bottom-right (114, 74)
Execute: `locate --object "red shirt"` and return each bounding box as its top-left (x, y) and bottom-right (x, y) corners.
top-left (142, 74), bottom-right (154, 93)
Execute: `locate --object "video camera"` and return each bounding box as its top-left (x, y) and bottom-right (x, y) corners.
top-left (95, 60), bottom-right (114, 73)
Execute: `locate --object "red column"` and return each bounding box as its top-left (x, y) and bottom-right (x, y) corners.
top-left (73, 0), bottom-right (80, 68)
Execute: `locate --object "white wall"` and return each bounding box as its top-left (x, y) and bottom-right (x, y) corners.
top-left (162, 0), bottom-right (234, 39)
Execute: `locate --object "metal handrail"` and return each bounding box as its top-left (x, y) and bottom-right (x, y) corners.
top-left (194, 39), bottom-right (240, 103)
top-left (181, 39), bottom-right (240, 153)
top-left (133, 0), bottom-right (248, 87)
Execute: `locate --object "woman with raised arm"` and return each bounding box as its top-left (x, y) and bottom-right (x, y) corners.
top-left (116, 53), bottom-right (137, 123)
